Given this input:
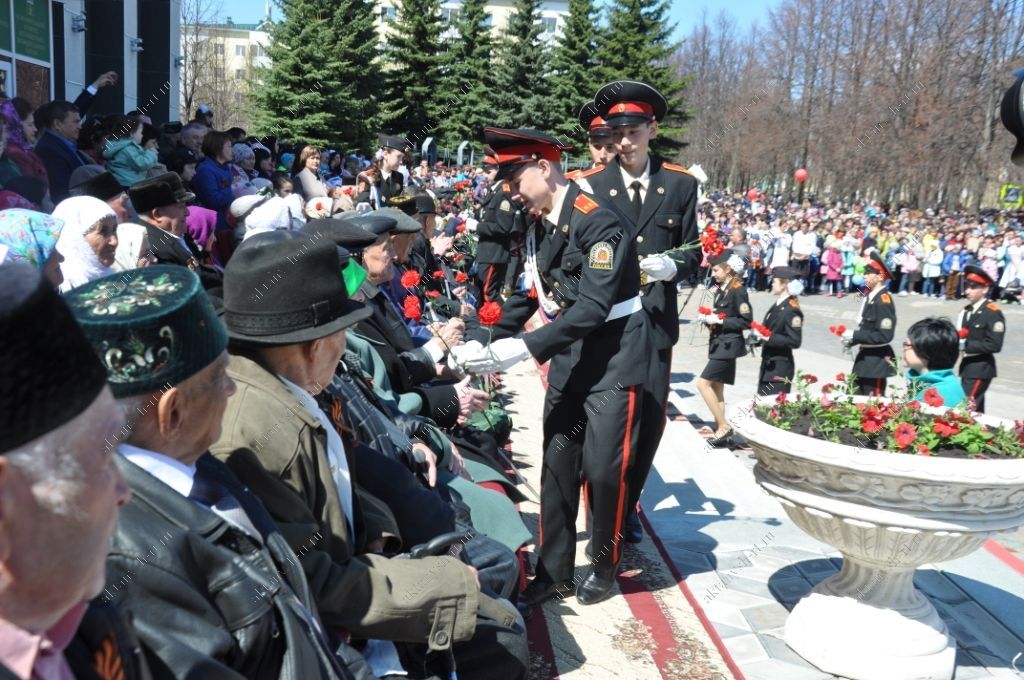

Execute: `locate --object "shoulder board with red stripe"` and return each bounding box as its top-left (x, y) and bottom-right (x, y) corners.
top-left (663, 163), bottom-right (692, 175)
top-left (574, 194), bottom-right (599, 214)
top-left (881, 293), bottom-right (892, 304)
top-left (565, 169), bottom-right (581, 181)
top-left (579, 165), bottom-right (604, 178)
top-left (501, 182), bottom-right (510, 192)
top-left (986, 302), bottom-right (1001, 311)
top-left (731, 280), bottom-right (741, 289)
top-left (788, 298), bottom-right (800, 308)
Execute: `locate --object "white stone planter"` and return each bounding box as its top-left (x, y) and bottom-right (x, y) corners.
top-left (729, 396), bottom-right (1024, 680)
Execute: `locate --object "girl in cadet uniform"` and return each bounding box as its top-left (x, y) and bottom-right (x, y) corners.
top-left (696, 249), bottom-right (753, 447)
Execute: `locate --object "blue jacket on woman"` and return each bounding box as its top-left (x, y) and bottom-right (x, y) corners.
top-left (192, 158), bottom-right (234, 229)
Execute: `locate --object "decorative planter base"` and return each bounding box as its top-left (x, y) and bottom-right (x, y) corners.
top-left (785, 567), bottom-right (955, 680)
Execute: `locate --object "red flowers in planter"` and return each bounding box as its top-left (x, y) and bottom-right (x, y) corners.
top-left (923, 388), bottom-right (943, 408)
top-left (478, 301), bottom-right (502, 327)
top-left (400, 270), bottom-right (420, 288)
top-left (932, 417), bottom-right (960, 437)
top-left (894, 422), bottom-right (917, 449)
top-left (861, 406), bottom-right (886, 433)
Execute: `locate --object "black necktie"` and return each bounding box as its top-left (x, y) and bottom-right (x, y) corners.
top-left (630, 180), bottom-right (643, 221)
top-left (189, 472), bottom-right (261, 539)
top-left (963, 305), bottom-right (973, 327)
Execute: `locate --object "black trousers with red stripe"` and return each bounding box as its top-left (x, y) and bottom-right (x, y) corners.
top-left (627, 347), bottom-right (672, 512)
top-left (855, 377), bottom-right (887, 397)
top-left (961, 377), bottom-right (991, 413)
top-left (535, 382), bottom-right (644, 583)
top-left (475, 262), bottom-right (507, 303)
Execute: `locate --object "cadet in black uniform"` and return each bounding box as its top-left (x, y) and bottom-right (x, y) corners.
top-left (575, 81), bottom-right (700, 541)
top-left (474, 156), bottom-right (520, 302)
top-left (958, 264), bottom-right (1006, 412)
top-left (376, 134), bottom-right (410, 202)
top-left (697, 250), bottom-right (753, 447)
top-left (565, 102), bottom-right (618, 181)
top-left (462, 128), bottom-right (654, 608)
top-left (751, 266), bottom-right (804, 395)
top-left (842, 252), bottom-right (897, 396)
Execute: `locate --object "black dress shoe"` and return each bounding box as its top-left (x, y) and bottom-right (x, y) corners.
top-left (624, 509), bottom-right (643, 543)
top-left (520, 578), bottom-right (575, 608)
top-left (576, 566), bottom-right (617, 605)
top-left (707, 428), bottom-right (734, 448)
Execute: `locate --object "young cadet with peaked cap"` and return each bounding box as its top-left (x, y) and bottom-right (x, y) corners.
top-left (65, 264), bottom-right (373, 678)
top-left (575, 80), bottom-right (700, 542)
top-left (474, 155), bottom-right (521, 302)
top-left (751, 266), bottom-right (804, 395)
top-left (377, 134), bottom-right (411, 202)
top-left (570, 101), bottom-right (617, 176)
top-left (461, 127), bottom-right (654, 607)
top-left (841, 251), bottom-right (898, 396)
top-left (957, 264), bottom-right (1005, 412)
top-left (697, 249), bottom-right (753, 447)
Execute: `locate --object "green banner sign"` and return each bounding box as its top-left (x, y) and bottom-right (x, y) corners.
top-left (14, 0), bottom-right (49, 62)
top-left (0, 0), bottom-right (11, 53)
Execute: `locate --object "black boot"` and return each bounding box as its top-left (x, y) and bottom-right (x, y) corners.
top-left (576, 564), bottom-right (617, 605)
top-left (624, 508), bottom-right (643, 543)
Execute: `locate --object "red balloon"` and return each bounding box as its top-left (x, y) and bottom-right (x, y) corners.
top-left (795, 168), bottom-right (808, 183)
top-left (747, 188), bottom-right (759, 200)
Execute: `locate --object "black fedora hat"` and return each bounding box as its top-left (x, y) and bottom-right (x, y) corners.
top-left (223, 231), bottom-right (371, 345)
top-left (594, 80), bottom-right (668, 126)
top-left (1000, 73), bottom-right (1024, 165)
top-left (129, 172), bottom-right (196, 214)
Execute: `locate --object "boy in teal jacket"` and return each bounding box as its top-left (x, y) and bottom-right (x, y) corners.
top-left (902, 317), bottom-right (967, 407)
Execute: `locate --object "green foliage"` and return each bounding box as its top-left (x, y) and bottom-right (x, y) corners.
top-left (544, 0), bottom-right (601, 144)
top-left (437, 0), bottom-right (497, 148)
top-left (249, 0), bottom-right (378, 149)
top-left (594, 0), bottom-right (688, 156)
top-left (491, 0), bottom-right (552, 131)
top-left (379, 0), bottom-right (445, 141)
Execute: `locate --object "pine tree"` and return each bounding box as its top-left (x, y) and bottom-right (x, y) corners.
top-left (491, 0), bottom-right (552, 132)
top-left (544, 0), bottom-right (601, 145)
top-left (436, 0), bottom-right (496, 151)
top-left (249, 0), bottom-right (377, 150)
top-left (594, 0), bottom-right (689, 156)
top-left (378, 0), bottom-right (444, 144)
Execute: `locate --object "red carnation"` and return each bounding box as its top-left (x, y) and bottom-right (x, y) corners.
top-left (425, 290), bottom-right (441, 299)
top-left (932, 417), bottom-right (960, 437)
top-left (717, 312), bottom-right (726, 319)
top-left (478, 301), bottom-right (502, 327)
top-left (456, 223), bottom-right (467, 233)
top-left (923, 388), bottom-right (943, 408)
top-left (402, 295), bottom-right (422, 322)
top-left (400, 270), bottom-right (421, 288)
top-left (894, 422), bottom-right (917, 449)
top-left (829, 325), bottom-right (847, 336)
top-left (958, 328), bottom-right (969, 339)
top-left (455, 271), bottom-right (468, 283)
top-left (453, 253), bottom-right (463, 262)
top-left (698, 306), bottom-right (712, 315)
top-left (432, 270), bottom-right (444, 279)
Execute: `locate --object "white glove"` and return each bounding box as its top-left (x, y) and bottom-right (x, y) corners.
top-left (841, 329), bottom-right (854, 346)
top-left (703, 314), bottom-right (723, 326)
top-left (639, 254), bottom-right (677, 282)
top-left (464, 217), bottom-right (479, 232)
top-left (462, 337), bottom-right (531, 374)
top-left (447, 340), bottom-right (484, 371)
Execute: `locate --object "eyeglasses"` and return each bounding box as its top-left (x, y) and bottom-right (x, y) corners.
top-left (902, 340), bottom-right (914, 350)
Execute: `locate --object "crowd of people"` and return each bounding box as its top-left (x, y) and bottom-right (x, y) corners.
top-left (1, 68), bottom-right (1022, 680)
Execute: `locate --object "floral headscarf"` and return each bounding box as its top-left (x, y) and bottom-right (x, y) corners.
top-left (0, 209), bottom-right (64, 268)
top-left (0, 99), bottom-right (32, 153)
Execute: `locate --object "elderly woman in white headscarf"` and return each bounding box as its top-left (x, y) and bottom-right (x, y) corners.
top-left (53, 196), bottom-right (118, 292)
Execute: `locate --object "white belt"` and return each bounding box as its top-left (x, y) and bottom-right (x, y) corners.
top-left (607, 296), bottom-right (643, 322)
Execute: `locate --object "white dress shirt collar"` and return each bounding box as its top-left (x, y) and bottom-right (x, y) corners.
top-left (119, 443), bottom-right (197, 497)
top-left (620, 157), bottom-right (651, 190)
top-left (544, 184), bottom-right (570, 228)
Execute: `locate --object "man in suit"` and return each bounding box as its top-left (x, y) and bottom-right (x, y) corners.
top-left (957, 264), bottom-right (1006, 412)
top-left (750, 266), bottom-right (804, 395)
top-left (128, 172), bottom-right (222, 289)
top-left (33, 100), bottom-right (92, 203)
top-left (575, 80), bottom-right (700, 542)
top-left (842, 252), bottom-right (897, 396)
top-left (462, 128), bottom-right (654, 607)
top-left (65, 265), bottom-right (372, 678)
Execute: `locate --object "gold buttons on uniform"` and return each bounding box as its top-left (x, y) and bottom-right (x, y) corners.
top-left (636, 235), bottom-right (644, 243)
top-left (657, 187), bottom-right (665, 194)
top-left (667, 219), bottom-right (674, 224)
top-left (610, 189), bottom-right (618, 196)
top-left (562, 225), bottom-right (569, 233)
top-left (553, 281), bottom-right (560, 289)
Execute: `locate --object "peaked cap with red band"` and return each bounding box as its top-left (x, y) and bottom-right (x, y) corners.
top-left (594, 80), bottom-right (668, 126)
top-left (865, 251), bottom-right (892, 280)
top-left (482, 128), bottom-right (574, 180)
top-left (577, 101), bottom-right (612, 140)
top-left (963, 264), bottom-right (994, 287)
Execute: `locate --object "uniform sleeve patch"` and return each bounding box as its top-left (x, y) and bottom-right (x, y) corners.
top-left (500, 199), bottom-right (512, 212)
top-left (881, 293), bottom-right (892, 304)
top-left (793, 316), bottom-right (802, 328)
top-left (881, 318), bottom-right (893, 330)
top-left (574, 194), bottom-right (599, 214)
top-left (739, 302), bottom-right (751, 314)
top-left (662, 163), bottom-right (692, 175)
top-left (588, 241), bottom-right (614, 269)
top-left (994, 321), bottom-right (1005, 333)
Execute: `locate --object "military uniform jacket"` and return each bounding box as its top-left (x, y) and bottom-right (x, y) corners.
top-left (379, 170), bottom-right (404, 202)
top-left (709, 279), bottom-right (753, 359)
top-left (475, 183), bottom-right (519, 265)
top-left (851, 288), bottom-right (897, 379)
top-left (496, 183), bottom-right (653, 392)
top-left (578, 156), bottom-right (700, 350)
top-left (759, 295), bottom-right (803, 383)
top-left (108, 454), bottom-right (366, 679)
top-left (958, 301), bottom-right (1005, 379)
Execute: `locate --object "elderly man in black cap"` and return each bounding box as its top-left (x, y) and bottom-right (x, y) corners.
top-left (750, 266), bottom-right (804, 395)
top-left (212, 231), bottom-right (527, 679)
top-left (460, 127), bottom-right (654, 607)
top-left (128, 171), bottom-right (222, 289)
top-left (575, 80), bottom-right (700, 544)
top-left (64, 264), bottom-right (372, 678)
top-left (841, 251), bottom-right (898, 396)
top-left (0, 265), bottom-right (139, 679)
top-left (957, 264), bottom-right (1006, 412)
top-left (377, 134), bottom-right (411, 202)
